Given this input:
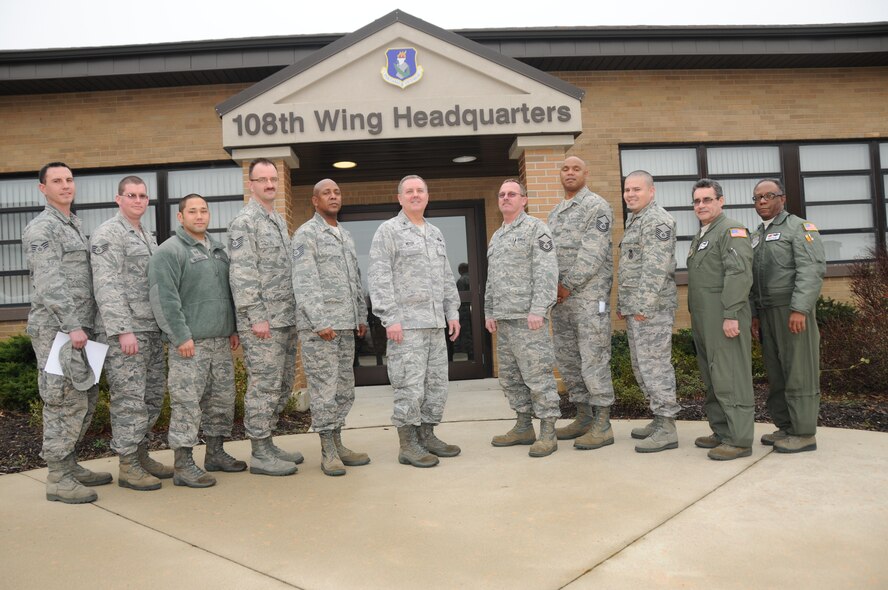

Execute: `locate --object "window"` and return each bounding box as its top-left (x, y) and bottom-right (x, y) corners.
top-left (620, 141), bottom-right (887, 269)
top-left (0, 163), bottom-right (241, 307)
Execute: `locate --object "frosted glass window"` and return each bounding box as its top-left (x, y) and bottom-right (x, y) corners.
top-left (718, 178), bottom-right (762, 206)
top-left (621, 148), bottom-right (698, 177)
top-left (723, 206), bottom-right (760, 231)
top-left (805, 204), bottom-right (873, 231)
top-left (649, 180), bottom-right (697, 208)
top-left (675, 241), bottom-right (691, 270)
top-left (0, 178), bottom-right (44, 207)
top-left (0, 275), bottom-right (30, 305)
top-left (881, 144), bottom-right (888, 169)
top-left (799, 144), bottom-right (869, 172)
top-left (0, 243), bottom-right (26, 272)
top-left (672, 210), bottom-right (701, 237)
top-left (803, 176), bottom-right (871, 203)
top-left (0, 211), bottom-right (39, 241)
top-left (168, 168), bottom-right (242, 199)
top-left (707, 146), bottom-right (780, 175)
top-left (74, 173), bottom-right (159, 205)
top-left (820, 232), bottom-right (875, 262)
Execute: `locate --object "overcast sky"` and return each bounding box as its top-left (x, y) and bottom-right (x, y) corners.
top-left (1, 0), bottom-right (886, 51)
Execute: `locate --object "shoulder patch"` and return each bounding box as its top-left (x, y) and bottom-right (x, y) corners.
top-left (730, 228), bottom-right (748, 238)
top-left (29, 240), bottom-right (50, 253)
top-left (655, 223), bottom-right (672, 241)
top-left (596, 215), bottom-right (610, 233)
top-left (229, 236), bottom-right (245, 250)
top-left (90, 243), bottom-right (109, 255)
top-left (293, 244), bottom-right (304, 260)
top-left (538, 235), bottom-right (554, 252)
top-left (803, 222), bottom-right (819, 232)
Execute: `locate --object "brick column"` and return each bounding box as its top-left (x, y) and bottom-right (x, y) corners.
top-left (509, 135), bottom-right (575, 222)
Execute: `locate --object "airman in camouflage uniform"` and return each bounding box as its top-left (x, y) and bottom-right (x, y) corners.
top-left (750, 179), bottom-right (826, 454)
top-left (90, 175), bottom-right (171, 491)
top-left (485, 180), bottom-right (561, 457)
top-left (292, 179), bottom-right (370, 476)
top-left (228, 158), bottom-right (301, 477)
top-left (23, 162), bottom-right (109, 504)
top-left (617, 171), bottom-right (681, 453)
top-left (548, 156), bottom-right (616, 450)
top-left (149, 194), bottom-right (246, 488)
top-left (368, 175), bottom-right (461, 468)
top-left (687, 179), bottom-right (755, 461)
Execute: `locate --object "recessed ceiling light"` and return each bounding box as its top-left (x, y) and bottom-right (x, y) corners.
top-left (333, 161), bottom-right (357, 169)
top-left (452, 155), bottom-right (476, 163)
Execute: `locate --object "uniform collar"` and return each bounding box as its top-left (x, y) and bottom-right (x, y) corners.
top-left (502, 210), bottom-right (528, 229)
top-left (45, 204), bottom-right (80, 228)
top-left (175, 226), bottom-right (223, 251)
top-left (396, 209), bottom-right (426, 234)
top-left (311, 212), bottom-right (341, 237)
top-left (627, 200), bottom-right (656, 225)
top-left (562, 186), bottom-right (593, 208)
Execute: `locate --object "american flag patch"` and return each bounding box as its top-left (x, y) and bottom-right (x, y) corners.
top-left (803, 222), bottom-right (818, 232)
top-left (730, 228), bottom-right (748, 238)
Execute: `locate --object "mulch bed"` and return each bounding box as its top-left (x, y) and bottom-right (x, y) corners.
top-left (3, 387), bottom-right (885, 475)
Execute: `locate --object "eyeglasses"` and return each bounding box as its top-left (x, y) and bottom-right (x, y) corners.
top-left (752, 192), bottom-right (784, 203)
top-left (120, 192), bottom-right (149, 201)
top-left (250, 177), bottom-right (279, 184)
top-left (692, 196), bottom-right (718, 207)
top-left (498, 191), bottom-right (523, 199)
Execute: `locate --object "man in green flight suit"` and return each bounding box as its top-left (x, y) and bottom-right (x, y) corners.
top-left (687, 179), bottom-right (755, 461)
top-left (750, 179), bottom-right (825, 453)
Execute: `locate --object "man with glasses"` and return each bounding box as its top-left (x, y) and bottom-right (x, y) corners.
top-left (548, 156), bottom-right (616, 450)
top-left (750, 179), bottom-right (825, 453)
top-left (486, 180), bottom-right (561, 457)
top-left (24, 162), bottom-right (109, 503)
top-left (228, 158), bottom-right (301, 477)
top-left (687, 179), bottom-right (755, 460)
top-left (618, 171), bottom-right (681, 453)
top-left (90, 175), bottom-right (172, 490)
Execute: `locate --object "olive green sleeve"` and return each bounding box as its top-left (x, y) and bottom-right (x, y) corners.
top-left (720, 228), bottom-right (753, 320)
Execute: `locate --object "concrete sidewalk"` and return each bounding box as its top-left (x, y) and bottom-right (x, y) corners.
top-left (1, 379), bottom-right (886, 589)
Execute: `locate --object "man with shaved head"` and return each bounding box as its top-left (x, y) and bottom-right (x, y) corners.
top-left (548, 156), bottom-right (616, 450)
top-left (292, 179), bottom-right (370, 475)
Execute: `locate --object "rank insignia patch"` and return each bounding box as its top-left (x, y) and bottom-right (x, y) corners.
top-left (655, 223), bottom-right (672, 241)
top-left (730, 228), bottom-right (748, 238)
top-left (803, 222), bottom-right (819, 232)
top-left (230, 236), bottom-right (244, 250)
top-left (90, 243), bottom-right (108, 255)
top-left (538, 235), bottom-right (553, 252)
top-left (596, 215), bottom-right (610, 232)
top-left (29, 240), bottom-right (49, 253)
top-left (293, 244), bottom-right (304, 260)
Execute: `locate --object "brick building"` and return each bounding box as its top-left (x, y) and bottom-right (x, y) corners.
top-left (1, 11), bottom-right (886, 384)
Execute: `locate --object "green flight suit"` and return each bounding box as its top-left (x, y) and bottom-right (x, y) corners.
top-left (751, 210), bottom-right (825, 437)
top-left (687, 214), bottom-right (754, 447)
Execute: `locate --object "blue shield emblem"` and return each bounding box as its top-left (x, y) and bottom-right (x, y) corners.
top-left (381, 48), bottom-right (423, 89)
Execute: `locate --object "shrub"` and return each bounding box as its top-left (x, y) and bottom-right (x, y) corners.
top-left (0, 335), bottom-right (39, 412)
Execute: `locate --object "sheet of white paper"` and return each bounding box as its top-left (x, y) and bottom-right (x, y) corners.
top-left (44, 331), bottom-right (109, 385)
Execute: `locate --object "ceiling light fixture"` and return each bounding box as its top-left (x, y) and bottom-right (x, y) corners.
top-left (333, 161), bottom-right (357, 169)
top-left (452, 155), bottom-right (477, 163)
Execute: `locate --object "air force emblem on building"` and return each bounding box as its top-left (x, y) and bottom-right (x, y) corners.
top-left (381, 48), bottom-right (423, 89)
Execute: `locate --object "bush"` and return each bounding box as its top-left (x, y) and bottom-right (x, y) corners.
top-left (0, 335), bottom-right (39, 412)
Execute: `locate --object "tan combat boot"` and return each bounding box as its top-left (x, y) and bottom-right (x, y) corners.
top-left (250, 438), bottom-right (298, 476)
top-left (491, 412), bottom-right (536, 447)
top-left (66, 452), bottom-right (112, 486)
top-left (138, 441), bottom-right (173, 479)
top-left (204, 436), bottom-right (247, 472)
top-left (419, 423), bottom-right (461, 457)
top-left (555, 403), bottom-right (593, 440)
top-left (333, 428), bottom-right (370, 466)
top-left (319, 431), bottom-right (346, 476)
top-left (574, 406), bottom-right (614, 450)
top-left (46, 459), bottom-right (97, 504)
top-left (173, 447), bottom-right (217, 487)
top-left (694, 433), bottom-right (721, 448)
top-left (707, 443), bottom-right (752, 461)
top-left (774, 435), bottom-right (817, 453)
top-left (397, 426), bottom-right (438, 468)
top-left (529, 418), bottom-right (558, 457)
top-left (118, 452), bottom-right (162, 491)
top-left (630, 418), bottom-right (657, 440)
top-left (634, 416), bottom-right (678, 453)
top-left (268, 437), bottom-right (304, 465)
top-left (760, 429), bottom-right (789, 446)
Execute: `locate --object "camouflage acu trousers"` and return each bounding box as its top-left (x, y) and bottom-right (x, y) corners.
top-left (167, 337), bottom-right (236, 449)
top-left (240, 325), bottom-right (297, 440)
top-left (496, 319), bottom-right (561, 419)
top-left (626, 311), bottom-right (680, 418)
top-left (552, 296), bottom-right (615, 407)
top-left (28, 326), bottom-right (99, 462)
top-left (96, 331), bottom-right (165, 455)
top-left (300, 330), bottom-right (356, 432)
top-left (387, 328), bottom-right (448, 427)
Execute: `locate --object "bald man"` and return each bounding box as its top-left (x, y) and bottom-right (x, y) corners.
top-left (548, 156), bottom-right (616, 450)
